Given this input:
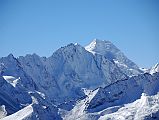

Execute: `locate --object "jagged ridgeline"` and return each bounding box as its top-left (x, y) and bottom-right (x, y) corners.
top-left (0, 39), bottom-right (158, 120)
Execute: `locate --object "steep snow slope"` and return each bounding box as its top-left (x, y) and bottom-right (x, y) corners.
top-left (60, 88), bottom-right (99, 120)
top-left (87, 73), bottom-right (159, 112)
top-left (62, 72), bottom-right (159, 120)
top-left (0, 105), bottom-right (33, 120)
top-left (85, 39), bottom-right (142, 76)
top-left (99, 93), bottom-right (159, 120)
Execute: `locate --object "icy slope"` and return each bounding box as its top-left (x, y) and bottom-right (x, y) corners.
top-left (61, 88), bottom-right (99, 120)
top-left (87, 72), bottom-right (159, 112)
top-left (63, 93), bottom-right (159, 120)
top-left (99, 93), bottom-right (159, 120)
top-left (0, 105), bottom-right (33, 120)
top-left (62, 72), bottom-right (159, 120)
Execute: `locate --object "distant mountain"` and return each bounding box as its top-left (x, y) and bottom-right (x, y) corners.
top-left (0, 39), bottom-right (157, 120)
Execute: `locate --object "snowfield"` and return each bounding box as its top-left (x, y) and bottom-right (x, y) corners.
top-left (0, 105), bottom-right (33, 120)
top-left (99, 93), bottom-right (159, 120)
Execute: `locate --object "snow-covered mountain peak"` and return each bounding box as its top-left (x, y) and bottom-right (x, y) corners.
top-left (85, 39), bottom-right (119, 55)
top-left (85, 39), bottom-right (141, 76)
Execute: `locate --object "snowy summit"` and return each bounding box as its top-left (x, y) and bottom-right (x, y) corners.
top-left (85, 39), bottom-right (119, 57)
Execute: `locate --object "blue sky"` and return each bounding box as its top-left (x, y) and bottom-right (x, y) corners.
top-left (0, 0), bottom-right (159, 68)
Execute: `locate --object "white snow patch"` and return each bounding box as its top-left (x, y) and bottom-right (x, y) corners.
top-left (2, 76), bottom-right (20, 87)
top-left (42, 106), bottom-right (47, 109)
top-left (114, 60), bottom-right (128, 68)
top-left (0, 105), bottom-right (7, 119)
top-left (62, 88), bottom-right (99, 120)
top-left (36, 91), bottom-right (45, 99)
top-left (150, 63), bottom-right (159, 75)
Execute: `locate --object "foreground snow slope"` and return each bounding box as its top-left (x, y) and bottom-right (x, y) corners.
top-left (0, 105), bottom-right (33, 120)
top-left (0, 76), bottom-right (32, 116)
top-left (62, 72), bottom-right (159, 120)
top-left (86, 73), bottom-right (159, 113)
top-left (99, 93), bottom-right (159, 120)
top-left (63, 93), bottom-right (159, 120)
top-left (0, 75), bottom-right (61, 119)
